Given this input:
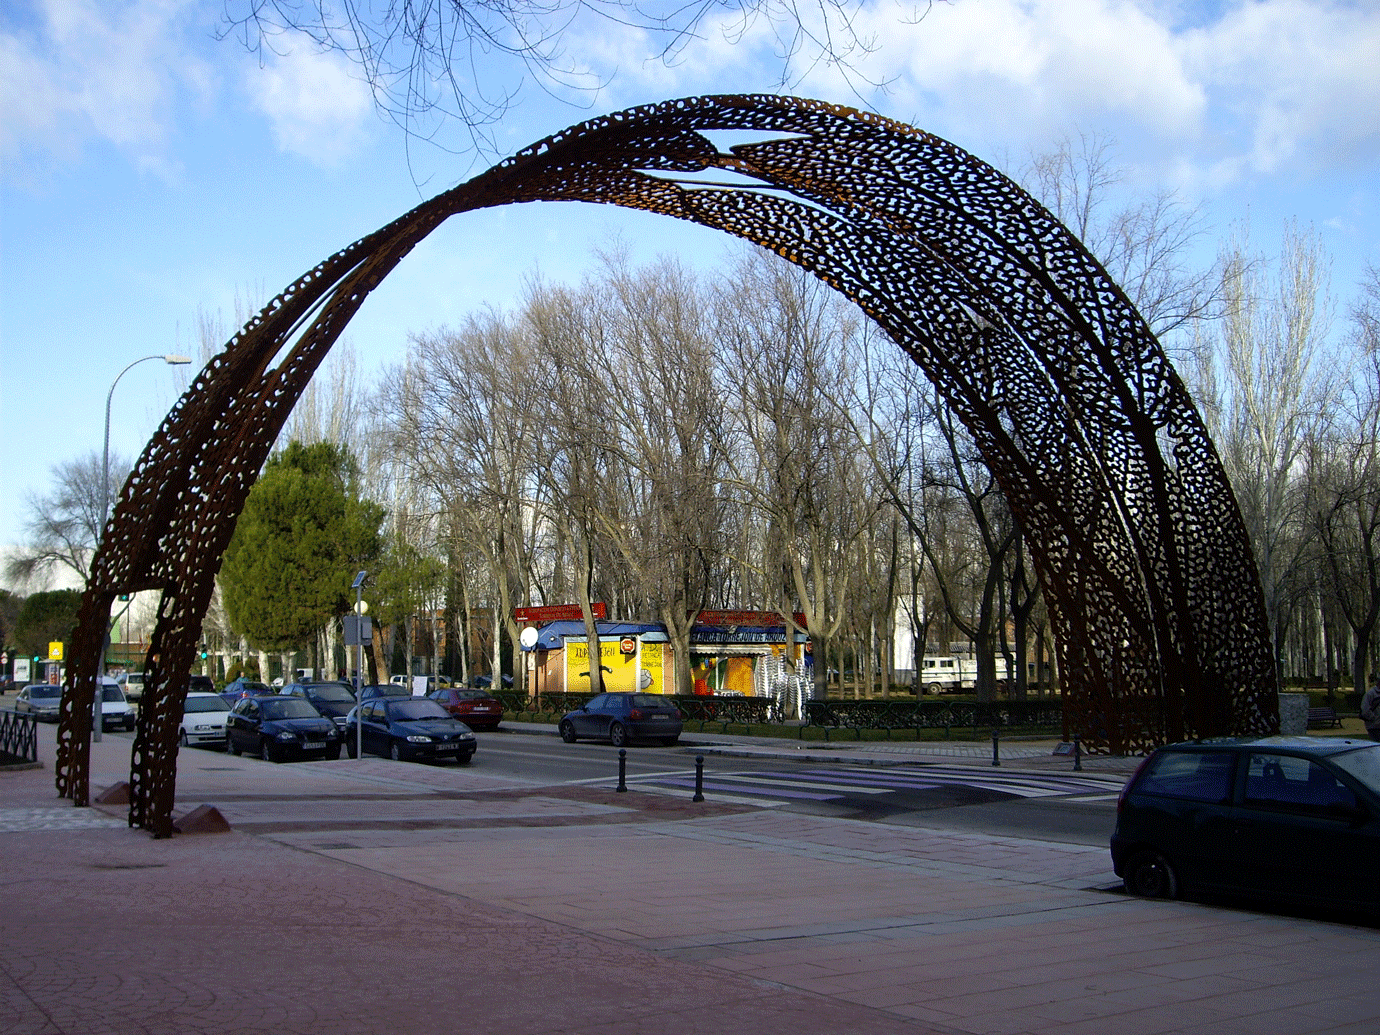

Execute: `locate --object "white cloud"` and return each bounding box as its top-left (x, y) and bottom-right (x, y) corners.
top-left (573, 0), bottom-right (1380, 192)
top-left (244, 35), bottom-right (375, 165)
top-left (0, 0), bottom-right (210, 177)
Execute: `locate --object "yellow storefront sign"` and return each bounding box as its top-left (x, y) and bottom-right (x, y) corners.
top-left (565, 639), bottom-right (668, 693)
top-left (48, 641), bottom-right (64, 661)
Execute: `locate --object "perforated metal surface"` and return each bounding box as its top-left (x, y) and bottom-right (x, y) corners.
top-left (56, 95), bottom-right (1277, 834)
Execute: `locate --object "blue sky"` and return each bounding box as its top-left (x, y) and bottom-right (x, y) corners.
top-left (2, 0), bottom-right (1378, 568)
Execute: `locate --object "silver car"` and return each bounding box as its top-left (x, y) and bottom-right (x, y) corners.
top-left (14, 683), bottom-right (63, 721)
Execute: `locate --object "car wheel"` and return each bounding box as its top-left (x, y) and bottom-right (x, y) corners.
top-left (325, 745), bottom-right (342, 761)
top-left (178, 730), bottom-right (189, 749)
top-left (927, 682), bottom-right (943, 696)
top-left (609, 722), bottom-right (627, 748)
top-left (389, 741), bottom-right (404, 762)
top-left (1125, 849), bottom-right (1179, 899)
top-left (661, 736), bottom-right (679, 746)
top-left (262, 738), bottom-right (280, 763)
top-left (346, 739), bottom-right (358, 759)
top-left (559, 721), bottom-right (577, 744)
top-left (228, 736), bottom-right (241, 756)
top-left (458, 752), bottom-right (474, 766)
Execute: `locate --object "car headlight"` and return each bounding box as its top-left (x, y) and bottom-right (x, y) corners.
top-left (406, 735), bottom-right (432, 743)
top-left (460, 733), bottom-right (475, 740)
top-left (276, 731), bottom-right (297, 741)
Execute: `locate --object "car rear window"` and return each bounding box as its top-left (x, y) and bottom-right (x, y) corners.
top-left (630, 694), bottom-right (673, 709)
top-left (1134, 750), bottom-right (1235, 803)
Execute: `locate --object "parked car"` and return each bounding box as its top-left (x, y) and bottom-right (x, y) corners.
top-left (359, 683), bottom-right (412, 701)
top-left (98, 679), bottom-right (136, 732)
top-left (345, 697), bottom-right (476, 764)
top-left (558, 693), bottom-right (682, 747)
top-left (280, 681), bottom-right (357, 735)
top-left (14, 683), bottom-right (63, 721)
top-left (178, 691), bottom-right (231, 749)
top-left (430, 687), bottom-right (504, 730)
top-left (1112, 736), bottom-right (1380, 913)
top-left (188, 674), bottom-right (215, 693)
top-left (119, 671), bottom-right (146, 701)
top-left (226, 695), bottom-right (342, 762)
top-left (219, 678), bottom-right (276, 707)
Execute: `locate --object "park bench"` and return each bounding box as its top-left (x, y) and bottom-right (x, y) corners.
top-left (1307, 707), bottom-right (1341, 729)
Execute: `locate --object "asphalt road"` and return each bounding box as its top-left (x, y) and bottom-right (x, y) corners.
top-left (472, 731), bottom-right (1123, 847)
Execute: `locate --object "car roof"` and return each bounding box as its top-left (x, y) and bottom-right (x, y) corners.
top-left (1163, 736), bottom-right (1378, 758)
top-left (185, 691), bottom-right (222, 698)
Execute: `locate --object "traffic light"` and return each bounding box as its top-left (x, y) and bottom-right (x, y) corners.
top-left (199, 644), bottom-right (208, 660)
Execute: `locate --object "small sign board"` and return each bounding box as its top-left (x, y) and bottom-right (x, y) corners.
top-left (1052, 742), bottom-right (1075, 756)
top-left (696, 610), bottom-right (808, 628)
top-left (513, 602), bottom-right (607, 623)
top-left (48, 641), bottom-right (64, 661)
top-left (342, 615), bottom-right (373, 645)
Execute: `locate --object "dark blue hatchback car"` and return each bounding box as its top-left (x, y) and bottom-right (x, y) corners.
top-left (1112, 736), bottom-right (1380, 914)
top-left (559, 692), bottom-right (682, 747)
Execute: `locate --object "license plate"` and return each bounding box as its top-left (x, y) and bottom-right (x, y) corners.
top-left (302, 740), bottom-right (325, 750)
top-left (435, 743), bottom-right (458, 752)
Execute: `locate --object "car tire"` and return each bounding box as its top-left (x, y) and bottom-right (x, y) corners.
top-left (325, 745), bottom-right (342, 761)
top-left (390, 741), bottom-right (404, 762)
top-left (927, 682), bottom-right (943, 696)
top-left (661, 736), bottom-right (679, 746)
top-left (609, 722), bottom-right (627, 748)
top-left (1125, 849), bottom-right (1179, 899)
top-left (346, 739), bottom-right (358, 759)
top-left (559, 721), bottom-right (577, 744)
top-left (228, 736), bottom-right (241, 756)
top-left (458, 752), bottom-right (474, 765)
top-left (262, 738), bottom-right (280, 763)
top-left (178, 730), bottom-right (189, 749)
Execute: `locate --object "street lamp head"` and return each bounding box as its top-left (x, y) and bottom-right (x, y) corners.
top-left (162, 354), bottom-right (192, 365)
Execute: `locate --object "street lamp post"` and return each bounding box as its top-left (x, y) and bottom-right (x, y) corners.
top-left (98, 354), bottom-right (192, 743)
top-left (352, 571), bottom-right (367, 762)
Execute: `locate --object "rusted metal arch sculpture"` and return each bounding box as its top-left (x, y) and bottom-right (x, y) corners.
top-left (57, 94), bottom-right (1277, 835)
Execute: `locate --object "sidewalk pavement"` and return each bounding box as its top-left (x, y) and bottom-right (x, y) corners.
top-left (3, 721), bottom-right (1378, 1035)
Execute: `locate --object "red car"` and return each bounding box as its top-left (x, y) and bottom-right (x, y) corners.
top-left (430, 688), bottom-right (504, 730)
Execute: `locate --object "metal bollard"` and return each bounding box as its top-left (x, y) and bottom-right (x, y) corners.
top-left (616, 748), bottom-right (628, 792)
top-left (692, 754), bottom-right (705, 802)
top-left (991, 729), bottom-right (1000, 766)
top-left (1073, 732), bottom-right (1082, 772)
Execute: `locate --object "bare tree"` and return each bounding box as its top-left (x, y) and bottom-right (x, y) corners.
top-left (1194, 223), bottom-right (1336, 668)
top-left (1022, 132), bottom-right (1219, 341)
top-left (6, 451), bottom-right (129, 588)
top-left (1305, 265), bottom-right (1380, 694)
top-left (717, 251), bottom-right (881, 702)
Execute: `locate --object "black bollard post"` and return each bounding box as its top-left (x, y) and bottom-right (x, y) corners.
top-left (991, 729), bottom-right (1000, 767)
top-left (1073, 733), bottom-right (1083, 772)
top-left (692, 754), bottom-right (705, 802)
top-left (616, 748), bottom-right (628, 792)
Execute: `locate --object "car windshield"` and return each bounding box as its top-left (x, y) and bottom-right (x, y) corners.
top-left (309, 683), bottom-right (356, 703)
top-left (235, 683), bottom-right (271, 694)
top-left (29, 686), bottom-right (62, 699)
top-left (1329, 745), bottom-right (1380, 794)
top-left (101, 686), bottom-right (125, 702)
top-left (184, 697), bottom-right (231, 713)
top-left (260, 699), bottom-right (321, 720)
top-left (388, 699), bottom-right (450, 721)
